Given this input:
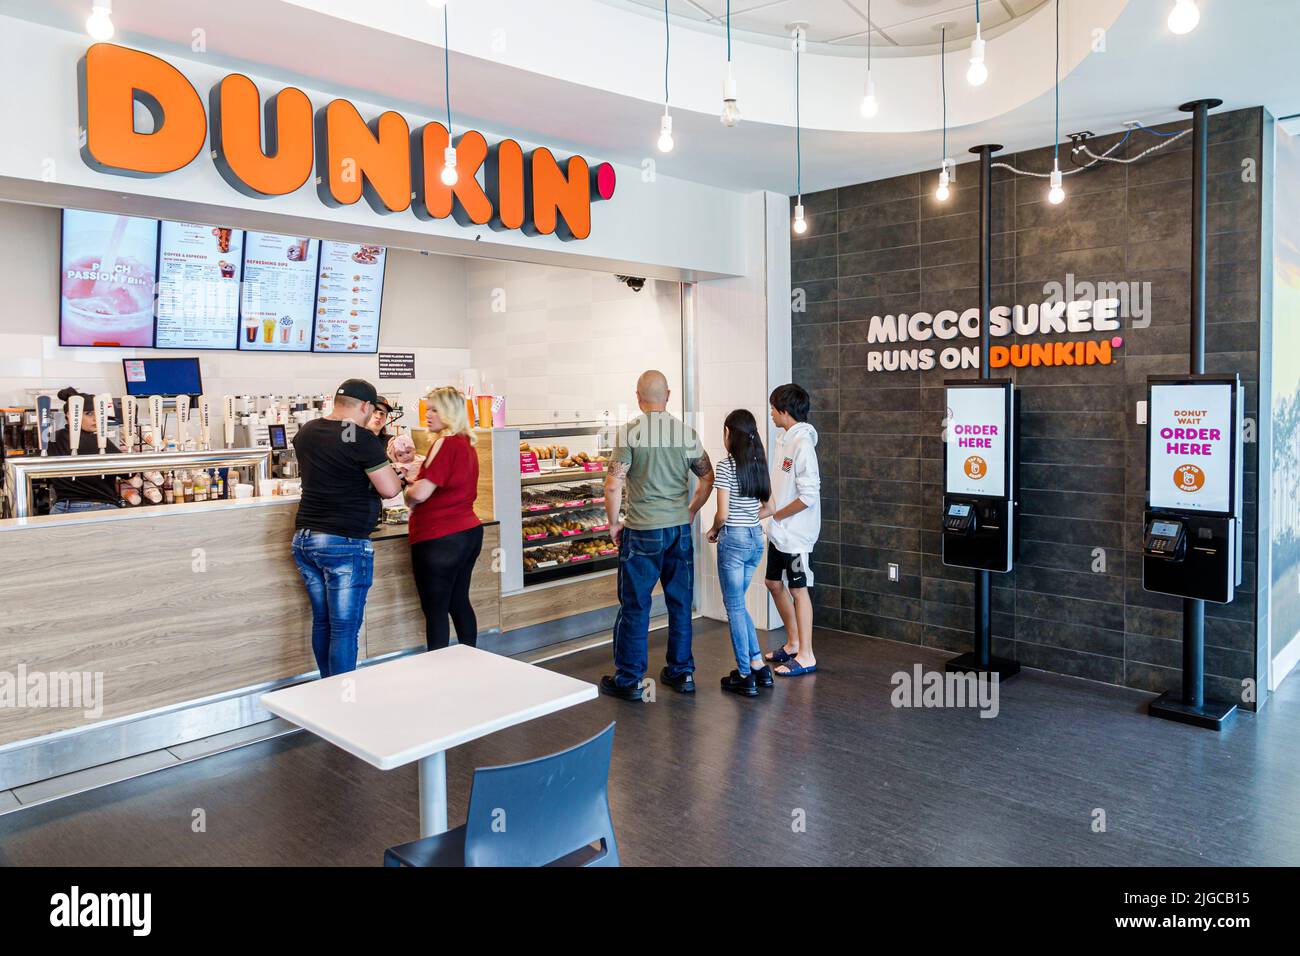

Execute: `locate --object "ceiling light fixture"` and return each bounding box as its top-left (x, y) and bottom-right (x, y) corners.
top-left (792, 25), bottom-right (807, 235)
top-left (860, 0), bottom-right (879, 118)
top-left (1168, 0), bottom-right (1200, 35)
top-left (655, 0), bottom-right (676, 151)
top-left (439, 4), bottom-right (458, 187)
top-left (1048, 0), bottom-right (1065, 204)
top-left (86, 1), bottom-right (114, 41)
top-left (936, 25), bottom-right (951, 202)
top-left (967, 0), bottom-right (988, 86)
top-left (721, 0), bottom-right (741, 127)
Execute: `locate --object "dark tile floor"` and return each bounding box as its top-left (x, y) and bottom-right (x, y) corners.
top-left (1, 621), bottom-right (1297, 866)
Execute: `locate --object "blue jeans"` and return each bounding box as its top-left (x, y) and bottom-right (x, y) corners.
top-left (50, 500), bottom-right (118, 513)
top-left (612, 524), bottom-right (694, 688)
top-left (717, 525), bottom-right (765, 675)
top-left (292, 529), bottom-right (374, 678)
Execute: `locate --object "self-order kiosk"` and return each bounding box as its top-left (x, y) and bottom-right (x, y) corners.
top-left (1142, 374), bottom-right (1244, 604)
top-left (942, 380), bottom-right (1017, 574)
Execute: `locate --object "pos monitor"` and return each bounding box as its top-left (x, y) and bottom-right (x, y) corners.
top-left (1142, 374), bottom-right (1244, 604)
top-left (942, 380), bottom-right (1017, 574)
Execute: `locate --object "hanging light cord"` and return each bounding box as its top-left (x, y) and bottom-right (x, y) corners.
top-left (663, 0), bottom-right (670, 103)
top-left (940, 26), bottom-right (947, 164)
top-left (867, 0), bottom-right (872, 73)
top-left (1052, 0), bottom-right (1059, 168)
top-left (995, 127), bottom-right (1188, 178)
top-left (443, 5), bottom-right (452, 131)
top-left (975, 0), bottom-right (981, 26)
top-left (795, 31), bottom-right (802, 196)
top-left (726, 0), bottom-right (732, 62)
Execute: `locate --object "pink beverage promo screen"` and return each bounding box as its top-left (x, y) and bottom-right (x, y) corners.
top-left (60, 209), bottom-right (159, 347)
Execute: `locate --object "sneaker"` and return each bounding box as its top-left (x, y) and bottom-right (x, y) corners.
top-left (751, 664), bottom-right (775, 688)
top-left (660, 668), bottom-right (696, 694)
top-left (720, 670), bottom-right (758, 697)
top-left (600, 675), bottom-right (643, 701)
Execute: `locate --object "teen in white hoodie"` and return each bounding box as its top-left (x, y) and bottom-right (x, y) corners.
top-left (762, 384), bottom-right (821, 676)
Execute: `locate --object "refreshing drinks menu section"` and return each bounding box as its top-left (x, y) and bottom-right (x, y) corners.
top-left (238, 232), bottom-right (319, 352)
top-left (156, 222), bottom-right (244, 350)
top-left (314, 241), bottom-right (386, 352)
top-left (60, 210), bottom-right (159, 347)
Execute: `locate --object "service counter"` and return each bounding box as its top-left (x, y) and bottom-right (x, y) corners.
top-left (0, 495), bottom-right (500, 754)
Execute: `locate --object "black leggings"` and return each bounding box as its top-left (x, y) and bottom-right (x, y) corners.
top-left (411, 525), bottom-right (485, 651)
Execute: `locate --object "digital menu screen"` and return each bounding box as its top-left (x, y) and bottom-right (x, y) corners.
top-left (945, 385), bottom-right (1009, 498)
top-left (238, 231), bottom-right (319, 351)
top-left (313, 241), bottom-right (386, 353)
top-left (155, 222), bottom-right (244, 350)
top-left (1148, 382), bottom-right (1234, 514)
top-left (60, 209), bottom-right (159, 348)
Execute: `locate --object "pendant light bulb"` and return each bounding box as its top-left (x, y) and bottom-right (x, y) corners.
top-left (935, 162), bottom-right (951, 202)
top-left (860, 74), bottom-right (879, 119)
top-left (792, 202), bottom-right (808, 235)
top-left (657, 110), bottom-right (675, 153)
top-left (1048, 164), bottom-right (1065, 205)
top-left (86, 1), bottom-right (114, 41)
top-left (721, 62), bottom-right (741, 127)
top-left (967, 25), bottom-right (988, 86)
top-left (440, 145), bottom-right (459, 187)
top-left (1168, 0), bottom-right (1200, 34)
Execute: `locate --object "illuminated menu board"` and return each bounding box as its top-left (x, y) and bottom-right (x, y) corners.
top-left (60, 209), bottom-right (158, 348)
top-left (313, 241), bottom-right (386, 353)
top-left (238, 232), bottom-right (319, 352)
top-left (156, 222), bottom-right (244, 350)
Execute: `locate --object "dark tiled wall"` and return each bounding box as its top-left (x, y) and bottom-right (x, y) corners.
top-left (791, 108), bottom-right (1263, 702)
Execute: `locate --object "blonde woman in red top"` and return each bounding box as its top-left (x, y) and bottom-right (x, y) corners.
top-left (402, 386), bottom-right (483, 651)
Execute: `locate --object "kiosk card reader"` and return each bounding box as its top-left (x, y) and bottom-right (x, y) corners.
top-left (1142, 375), bottom-right (1243, 605)
top-left (942, 381), bottom-right (1016, 574)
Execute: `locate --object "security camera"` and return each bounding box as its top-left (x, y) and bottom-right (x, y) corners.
top-left (615, 275), bottom-right (646, 292)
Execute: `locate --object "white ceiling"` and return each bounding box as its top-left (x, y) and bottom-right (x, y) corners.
top-left (3, 0), bottom-right (1298, 196)
top-left (603, 0), bottom-right (1046, 49)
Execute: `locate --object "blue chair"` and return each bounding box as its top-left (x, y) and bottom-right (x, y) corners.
top-left (384, 722), bottom-right (619, 867)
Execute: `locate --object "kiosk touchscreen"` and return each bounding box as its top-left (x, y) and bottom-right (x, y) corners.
top-left (1142, 375), bottom-right (1243, 604)
top-left (942, 380), bottom-right (1016, 574)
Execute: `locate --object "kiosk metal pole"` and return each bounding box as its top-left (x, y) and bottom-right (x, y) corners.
top-left (973, 144), bottom-right (998, 671)
top-left (943, 143), bottom-right (1019, 680)
top-left (1146, 97), bottom-right (1235, 730)
top-left (1182, 98), bottom-right (1214, 711)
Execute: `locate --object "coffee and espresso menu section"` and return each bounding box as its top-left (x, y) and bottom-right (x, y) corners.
top-left (58, 209), bottom-right (388, 354)
top-left (314, 241), bottom-right (386, 352)
top-left (155, 222), bottom-right (245, 350)
top-left (239, 232), bottom-right (319, 352)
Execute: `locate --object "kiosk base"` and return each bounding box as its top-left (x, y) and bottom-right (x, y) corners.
top-left (1147, 692), bottom-right (1237, 731)
top-left (945, 652), bottom-right (1021, 680)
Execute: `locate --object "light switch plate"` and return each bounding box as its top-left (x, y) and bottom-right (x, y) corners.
top-left (888, 562), bottom-right (900, 583)
top-left (1136, 400), bottom-right (1148, 425)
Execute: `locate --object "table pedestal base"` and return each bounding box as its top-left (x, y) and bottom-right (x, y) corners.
top-left (418, 751), bottom-right (448, 837)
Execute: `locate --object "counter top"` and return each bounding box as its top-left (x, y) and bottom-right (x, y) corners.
top-left (0, 496), bottom-right (497, 537)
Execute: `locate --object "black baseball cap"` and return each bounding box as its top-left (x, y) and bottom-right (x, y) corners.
top-left (373, 396), bottom-right (394, 414)
top-left (335, 379), bottom-right (379, 404)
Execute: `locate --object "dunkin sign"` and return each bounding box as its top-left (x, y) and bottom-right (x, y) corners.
top-left (77, 44), bottom-right (615, 241)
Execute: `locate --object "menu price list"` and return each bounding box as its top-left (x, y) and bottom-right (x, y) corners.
top-left (313, 241), bottom-right (386, 353)
top-left (239, 232), bottom-right (319, 352)
top-left (155, 222), bottom-right (244, 350)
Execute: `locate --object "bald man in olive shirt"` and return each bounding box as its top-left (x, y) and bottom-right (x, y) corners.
top-left (601, 370), bottom-right (714, 699)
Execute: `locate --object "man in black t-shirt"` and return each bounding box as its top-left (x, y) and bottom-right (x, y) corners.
top-left (292, 379), bottom-right (403, 677)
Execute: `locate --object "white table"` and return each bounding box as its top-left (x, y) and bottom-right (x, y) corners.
top-left (259, 644), bottom-right (598, 837)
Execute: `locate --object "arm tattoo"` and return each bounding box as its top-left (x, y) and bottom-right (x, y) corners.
top-left (689, 451), bottom-right (713, 479)
top-left (606, 461), bottom-right (630, 482)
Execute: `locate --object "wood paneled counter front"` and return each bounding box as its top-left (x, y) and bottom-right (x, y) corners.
top-left (0, 497), bottom-right (500, 748)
